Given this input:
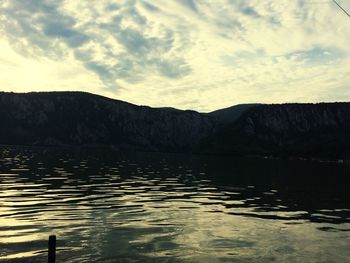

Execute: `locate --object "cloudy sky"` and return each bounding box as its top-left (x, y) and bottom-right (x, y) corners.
top-left (0, 0), bottom-right (349, 112)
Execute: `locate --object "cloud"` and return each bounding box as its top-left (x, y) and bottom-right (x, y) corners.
top-left (0, 0), bottom-right (192, 88)
top-left (0, 39), bottom-right (105, 95)
top-left (0, 0), bottom-right (350, 112)
top-left (1, 0), bottom-right (70, 57)
top-left (178, 0), bottom-right (198, 13)
top-left (42, 21), bottom-right (89, 48)
top-left (141, 1), bottom-right (159, 12)
top-left (235, 1), bottom-right (261, 18)
top-left (286, 47), bottom-right (345, 64)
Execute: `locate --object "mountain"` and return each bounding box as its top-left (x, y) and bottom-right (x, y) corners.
top-left (1, 92), bottom-right (350, 159)
top-left (208, 103), bottom-right (260, 125)
top-left (199, 103), bottom-right (350, 158)
top-left (0, 92), bottom-right (216, 152)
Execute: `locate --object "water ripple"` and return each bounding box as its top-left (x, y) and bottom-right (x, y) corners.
top-left (0, 146), bottom-right (350, 262)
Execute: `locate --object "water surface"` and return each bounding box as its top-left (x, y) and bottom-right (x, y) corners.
top-left (0, 146), bottom-right (350, 262)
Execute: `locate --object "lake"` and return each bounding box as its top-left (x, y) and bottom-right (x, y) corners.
top-left (0, 146), bottom-right (350, 263)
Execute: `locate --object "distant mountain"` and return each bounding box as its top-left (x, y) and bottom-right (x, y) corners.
top-left (0, 92), bottom-right (216, 152)
top-left (1, 92), bottom-right (350, 159)
top-left (208, 104), bottom-right (260, 125)
top-left (199, 103), bottom-right (350, 158)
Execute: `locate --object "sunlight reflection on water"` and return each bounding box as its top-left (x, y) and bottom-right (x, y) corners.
top-left (0, 146), bottom-right (350, 262)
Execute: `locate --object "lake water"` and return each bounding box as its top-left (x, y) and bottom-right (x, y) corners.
top-left (0, 146), bottom-right (350, 263)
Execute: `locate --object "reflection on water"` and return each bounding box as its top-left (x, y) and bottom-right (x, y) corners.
top-left (0, 146), bottom-right (350, 262)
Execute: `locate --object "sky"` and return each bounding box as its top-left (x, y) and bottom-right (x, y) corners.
top-left (0, 0), bottom-right (350, 112)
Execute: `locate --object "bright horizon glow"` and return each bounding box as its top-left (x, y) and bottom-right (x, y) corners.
top-left (1, 0), bottom-right (350, 112)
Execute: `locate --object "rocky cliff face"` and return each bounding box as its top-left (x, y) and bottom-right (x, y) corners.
top-left (1, 92), bottom-right (349, 158)
top-left (200, 103), bottom-right (350, 158)
top-left (0, 92), bottom-right (216, 151)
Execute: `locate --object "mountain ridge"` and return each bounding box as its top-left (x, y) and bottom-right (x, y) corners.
top-left (1, 91), bottom-right (350, 158)
top-left (0, 91), bottom-right (217, 151)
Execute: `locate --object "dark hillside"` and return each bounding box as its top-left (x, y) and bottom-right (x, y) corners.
top-left (0, 92), bottom-right (216, 151)
top-left (1, 92), bottom-right (350, 158)
top-left (199, 103), bottom-right (350, 158)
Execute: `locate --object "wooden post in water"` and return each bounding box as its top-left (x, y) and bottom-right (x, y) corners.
top-left (48, 235), bottom-right (56, 263)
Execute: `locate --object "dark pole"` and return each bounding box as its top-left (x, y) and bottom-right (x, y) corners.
top-left (48, 235), bottom-right (56, 263)
top-left (333, 0), bottom-right (350, 18)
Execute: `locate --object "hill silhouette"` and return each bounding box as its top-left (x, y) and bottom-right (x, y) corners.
top-left (1, 92), bottom-right (350, 159)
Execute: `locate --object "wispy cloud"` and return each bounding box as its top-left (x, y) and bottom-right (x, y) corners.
top-left (1, 0), bottom-right (349, 111)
